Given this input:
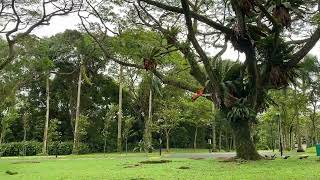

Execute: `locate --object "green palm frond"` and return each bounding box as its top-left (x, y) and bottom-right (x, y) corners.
top-left (227, 99), bottom-right (256, 122)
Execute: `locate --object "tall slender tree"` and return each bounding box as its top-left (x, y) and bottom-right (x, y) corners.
top-left (73, 63), bottom-right (83, 154)
top-left (22, 112), bottom-right (28, 156)
top-left (144, 85), bottom-right (153, 151)
top-left (117, 65), bottom-right (123, 153)
top-left (42, 75), bottom-right (50, 154)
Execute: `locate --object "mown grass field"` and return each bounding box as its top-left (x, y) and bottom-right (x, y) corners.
top-left (0, 148), bottom-right (319, 180)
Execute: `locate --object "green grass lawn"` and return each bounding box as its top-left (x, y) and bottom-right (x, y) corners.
top-left (0, 148), bottom-right (319, 180)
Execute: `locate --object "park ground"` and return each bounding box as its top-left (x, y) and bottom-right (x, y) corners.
top-left (0, 148), bottom-right (319, 180)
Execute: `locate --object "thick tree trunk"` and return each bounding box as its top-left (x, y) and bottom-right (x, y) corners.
top-left (229, 135), bottom-right (233, 151)
top-left (218, 129), bottom-right (222, 151)
top-left (103, 136), bottom-right (107, 155)
top-left (233, 133), bottom-right (236, 150)
top-left (211, 103), bottom-right (216, 152)
top-left (125, 138), bottom-right (128, 155)
top-left (212, 122), bottom-right (216, 152)
top-left (289, 126), bottom-right (294, 150)
top-left (117, 65), bottom-right (123, 153)
top-left (297, 84), bottom-right (305, 152)
top-left (313, 121), bottom-right (318, 145)
top-left (0, 124), bottom-right (6, 144)
top-left (143, 87), bottom-right (153, 152)
top-left (193, 126), bottom-right (198, 149)
top-left (72, 66), bottom-right (82, 154)
top-left (297, 135), bottom-right (304, 152)
top-left (283, 130), bottom-right (287, 151)
top-left (311, 104), bottom-right (318, 145)
top-left (297, 132), bottom-right (304, 152)
top-left (225, 131), bottom-right (229, 151)
top-left (270, 123), bottom-right (275, 152)
top-left (43, 76), bottom-right (50, 154)
top-left (165, 130), bottom-right (169, 152)
top-left (296, 118), bottom-right (305, 152)
top-left (69, 97), bottom-right (75, 135)
top-left (277, 118), bottom-right (283, 153)
top-left (286, 130), bottom-right (290, 150)
top-left (231, 119), bottom-right (261, 160)
top-left (23, 112), bottom-right (27, 156)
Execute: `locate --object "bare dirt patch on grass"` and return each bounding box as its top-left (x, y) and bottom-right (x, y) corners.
top-left (139, 160), bottom-right (171, 164)
top-left (216, 156), bottom-right (237, 162)
top-left (12, 161), bottom-right (40, 164)
top-left (178, 166), bottom-right (190, 169)
top-left (5, 170), bottom-right (18, 175)
top-left (189, 157), bottom-right (204, 160)
top-left (124, 164), bottom-right (141, 168)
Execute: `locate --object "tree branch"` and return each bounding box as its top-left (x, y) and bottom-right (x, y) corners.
top-left (139, 0), bottom-right (233, 35)
top-left (78, 5), bottom-right (196, 93)
top-left (286, 27), bottom-right (320, 68)
top-left (151, 69), bottom-right (197, 92)
top-left (286, 38), bottom-right (311, 45)
top-left (0, 0), bottom-right (76, 71)
top-left (133, 1), bottom-right (207, 86)
top-left (255, 0), bottom-right (280, 27)
top-left (181, 0), bottom-right (223, 105)
top-left (213, 38), bottom-right (228, 60)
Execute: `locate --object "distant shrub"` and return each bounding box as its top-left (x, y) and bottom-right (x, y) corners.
top-left (48, 142), bottom-right (73, 155)
top-left (0, 141), bottom-right (90, 157)
top-left (0, 141), bottom-right (42, 157)
top-left (48, 142), bottom-right (89, 155)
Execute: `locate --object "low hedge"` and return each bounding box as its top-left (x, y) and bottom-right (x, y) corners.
top-left (0, 141), bottom-right (89, 157)
top-left (0, 141), bottom-right (42, 156)
top-left (48, 142), bottom-right (90, 155)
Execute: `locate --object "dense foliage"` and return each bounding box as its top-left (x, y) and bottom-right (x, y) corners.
top-left (0, 0), bottom-right (319, 160)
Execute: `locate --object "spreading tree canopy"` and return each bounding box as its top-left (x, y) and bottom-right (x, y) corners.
top-left (78, 0), bottom-right (320, 160)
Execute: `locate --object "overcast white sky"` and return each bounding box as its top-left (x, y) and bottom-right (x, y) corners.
top-left (31, 13), bottom-right (320, 61)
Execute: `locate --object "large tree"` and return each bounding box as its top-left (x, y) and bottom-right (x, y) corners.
top-left (79, 0), bottom-right (319, 160)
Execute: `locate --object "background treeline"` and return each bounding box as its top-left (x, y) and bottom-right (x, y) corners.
top-left (0, 29), bottom-right (319, 156)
